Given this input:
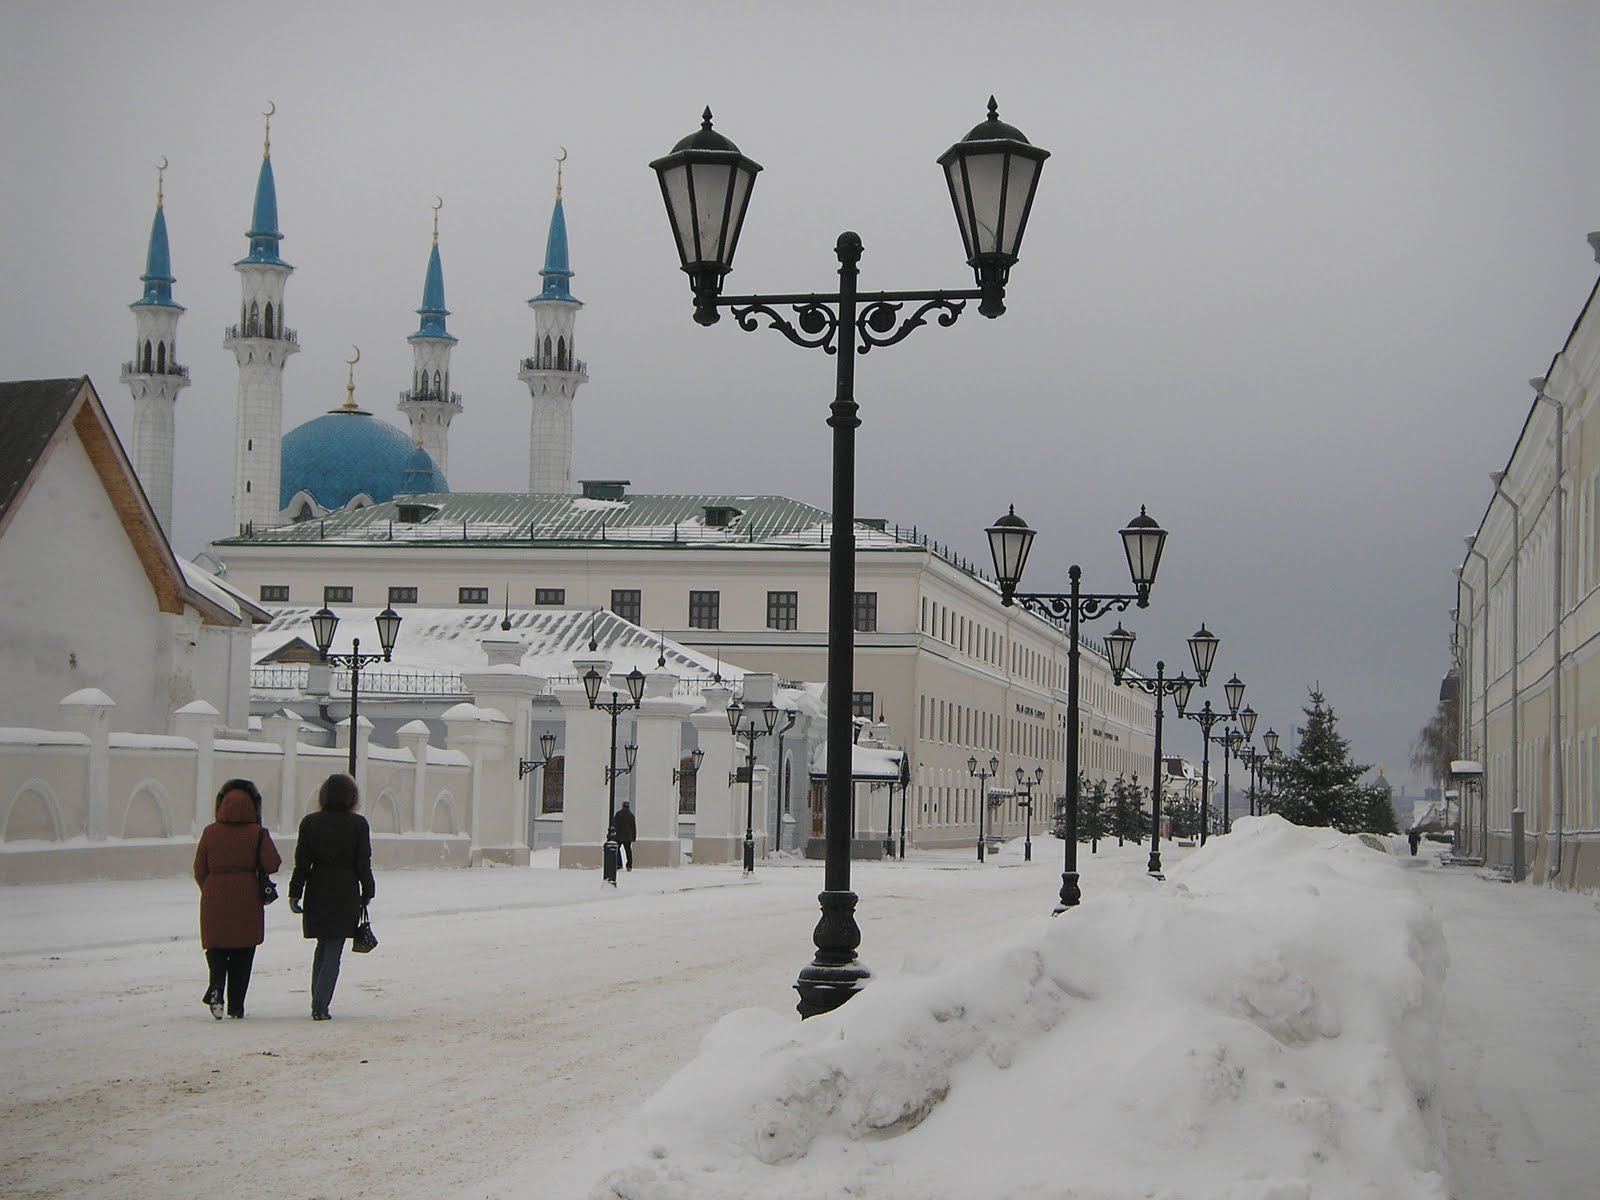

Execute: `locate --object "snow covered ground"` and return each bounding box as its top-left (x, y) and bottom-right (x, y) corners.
top-left (1, 817), bottom-right (1594, 1199)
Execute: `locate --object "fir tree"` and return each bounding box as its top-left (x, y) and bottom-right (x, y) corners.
top-left (1277, 688), bottom-right (1372, 831)
top-left (1110, 774), bottom-right (1149, 845)
top-left (1077, 775), bottom-right (1111, 851)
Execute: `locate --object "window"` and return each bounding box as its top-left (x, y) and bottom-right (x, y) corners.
top-left (689, 590), bottom-right (720, 629)
top-left (388, 586), bottom-right (418, 605)
top-left (767, 590), bottom-right (798, 630)
top-left (853, 591), bottom-right (878, 632)
top-left (852, 691), bottom-right (875, 719)
top-left (259, 585), bottom-right (289, 603)
top-left (458, 587), bottom-right (489, 605)
top-left (324, 586), bottom-right (353, 605)
top-left (540, 756), bottom-right (565, 814)
top-left (535, 588), bottom-right (566, 606)
top-left (610, 589), bottom-right (642, 624)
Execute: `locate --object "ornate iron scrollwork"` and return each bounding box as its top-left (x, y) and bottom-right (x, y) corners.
top-left (1014, 592), bottom-right (1136, 623)
top-left (732, 301), bottom-right (840, 353)
top-left (857, 297), bottom-right (967, 353)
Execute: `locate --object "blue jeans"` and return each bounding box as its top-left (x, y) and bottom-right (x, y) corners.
top-left (311, 937), bottom-right (345, 1015)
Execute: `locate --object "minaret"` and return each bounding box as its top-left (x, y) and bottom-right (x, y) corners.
top-left (518, 153), bottom-right (588, 494)
top-left (223, 104), bottom-right (299, 536)
top-left (397, 198), bottom-right (461, 479)
top-left (120, 158), bottom-right (189, 533)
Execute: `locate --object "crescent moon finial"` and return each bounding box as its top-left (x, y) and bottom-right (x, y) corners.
top-left (555, 146), bottom-right (566, 200)
top-left (432, 195), bottom-right (443, 244)
top-left (342, 345), bottom-right (361, 410)
top-left (155, 156), bottom-right (168, 207)
top-left (262, 101), bottom-right (275, 158)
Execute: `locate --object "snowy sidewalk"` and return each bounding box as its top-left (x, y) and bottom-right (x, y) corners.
top-left (1407, 857), bottom-right (1600, 1200)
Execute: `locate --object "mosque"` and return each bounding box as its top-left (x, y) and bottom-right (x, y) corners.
top-left (111, 113), bottom-right (1155, 854)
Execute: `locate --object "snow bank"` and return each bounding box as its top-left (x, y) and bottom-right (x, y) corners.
top-left (587, 817), bottom-right (1448, 1200)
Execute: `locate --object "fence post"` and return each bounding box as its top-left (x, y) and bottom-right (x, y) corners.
top-left (1511, 807), bottom-right (1525, 882)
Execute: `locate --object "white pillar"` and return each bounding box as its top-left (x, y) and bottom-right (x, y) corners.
top-left (689, 686), bottom-right (741, 864)
top-left (631, 671), bottom-right (696, 868)
top-left (461, 663), bottom-right (547, 865)
top-left (61, 688), bottom-right (116, 841)
top-left (172, 699), bottom-right (222, 835)
top-left (443, 703), bottom-right (511, 865)
top-left (397, 720), bottom-right (432, 834)
top-left (554, 681), bottom-right (613, 870)
top-left (261, 710), bottom-right (300, 832)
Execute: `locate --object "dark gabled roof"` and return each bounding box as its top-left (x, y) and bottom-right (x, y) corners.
top-left (0, 377), bottom-right (87, 525)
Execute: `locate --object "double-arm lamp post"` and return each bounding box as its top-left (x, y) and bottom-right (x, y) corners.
top-left (1102, 622), bottom-right (1220, 878)
top-left (584, 666), bottom-right (646, 885)
top-left (986, 505), bottom-right (1168, 911)
top-left (310, 605), bottom-right (402, 777)
top-left (1175, 675), bottom-right (1244, 844)
top-left (729, 699), bottom-right (779, 875)
top-left (1015, 766), bottom-right (1045, 862)
top-left (967, 755), bottom-right (1000, 863)
top-left (653, 100), bottom-right (1047, 1019)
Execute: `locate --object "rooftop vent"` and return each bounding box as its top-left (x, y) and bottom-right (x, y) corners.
top-left (703, 504), bottom-right (742, 528)
top-left (580, 480), bottom-right (630, 501)
top-left (396, 502), bottom-right (442, 524)
top-left (859, 517), bottom-right (888, 531)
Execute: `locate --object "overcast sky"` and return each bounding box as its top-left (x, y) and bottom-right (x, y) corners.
top-left (4, 1), bottom-right (1597, 794)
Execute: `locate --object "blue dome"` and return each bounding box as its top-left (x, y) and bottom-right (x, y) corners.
top-left (280, 409), bottom-right (447, 511)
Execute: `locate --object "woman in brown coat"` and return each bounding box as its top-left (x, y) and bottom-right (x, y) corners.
top-left (193, 779), bottom-right (281, 1019)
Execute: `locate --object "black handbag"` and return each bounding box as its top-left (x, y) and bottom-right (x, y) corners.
top-left (352, 906), bottom-right (377, 954)
top-left (256, 828), bottom-right (279, 905)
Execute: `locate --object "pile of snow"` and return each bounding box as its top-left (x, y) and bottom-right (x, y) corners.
top-left (588, 817), bottom-right (1448, 1199)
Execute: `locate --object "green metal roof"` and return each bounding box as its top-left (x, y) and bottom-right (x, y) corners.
top-left (216, 490), bottom-right (899, 549)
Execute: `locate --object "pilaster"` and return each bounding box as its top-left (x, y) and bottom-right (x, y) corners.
top-left (689, 686), bottom-right (741, 864)
top-left (61, 689), bottom-right (116, 841)
top-left (171, 698), bottom-right (221, 835)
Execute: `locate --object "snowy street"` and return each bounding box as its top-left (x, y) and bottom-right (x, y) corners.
top-left (1, 827), bottom-right (1595, 1198)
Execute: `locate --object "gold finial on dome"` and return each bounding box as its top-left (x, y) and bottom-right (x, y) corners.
top-left (156, 155), bottom-right (168, 208)
top-left (555, 146), bottom-right (567, 200)
top-left (432, 195), bottom-right (443, 245)
top-left (342, 345), bottom-right (361, 410)
top-left (263, 101), bottom-right (275, 159)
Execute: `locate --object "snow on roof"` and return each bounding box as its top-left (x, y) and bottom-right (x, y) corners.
top-left (810, 743), bottom-right (906, 781)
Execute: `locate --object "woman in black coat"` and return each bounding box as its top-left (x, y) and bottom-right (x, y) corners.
top-left (288, 773), bottom-right (375, 1020)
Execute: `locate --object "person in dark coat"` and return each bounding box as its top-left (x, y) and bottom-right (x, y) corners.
top-left (194, 778), bottom-right (281, 1019)
top-left (613, 800), bottom-right (637, 871)
top-left (289, 773), bottom-right (375, 1021)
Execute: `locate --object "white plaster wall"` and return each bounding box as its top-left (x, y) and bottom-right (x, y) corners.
top-left (0, 428), bottom-right (170, 732)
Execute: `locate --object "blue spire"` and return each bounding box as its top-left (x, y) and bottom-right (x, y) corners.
top-left (412, 239), bottom-right (456, 342)
top-left (133, 195), bottom-right (181, 310)
top-left (239, 152), bottom-right (290, 268)
top-left (534, 196), bottom-right (580, 304)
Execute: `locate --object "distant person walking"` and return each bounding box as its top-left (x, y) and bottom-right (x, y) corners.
top-left (614, 800), bottom-right (637, 871)
top-left (289, 773), bottom-right (375, 1021)
top-left (194, 778), bottom-right (280, 1019)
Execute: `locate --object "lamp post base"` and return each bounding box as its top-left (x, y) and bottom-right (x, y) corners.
top-left (1146, 848), bottom-right (1164, 879)
top-left (794, 890), bottom-right (870, 1019)
top-left (603, 838), bottom-right (620, 885)
top-left (743, 836), bottom-right (755, 875)
top-left (1053, 871), bottom-right (1081, 913)
top-left (1024, 838), bottom-right (1032, 863)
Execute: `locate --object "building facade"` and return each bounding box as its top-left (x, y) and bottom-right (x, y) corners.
top-left (1457, 232), bottom-right (1600, 892)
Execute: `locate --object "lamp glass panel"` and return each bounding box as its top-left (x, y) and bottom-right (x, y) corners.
top-left (375, 607), bottom-right (402, 657)
top-left (727, 701), bottom-right (744, 733)
top-left (1224, 675), bottom-right (1245, 716)
top-left (1121, 520), bottom-right (1168, 591)
top-left (539, 731), bottom-right (558, 760)
top-left (1172, 676), bottom-right (1194, 713)
top-left (583, 668), bottom-right (602, 707)
top-left (986, 512), bottom-right (1035, 588)
top-left (968, 756), bottom-right (979, 775)
top-left (310, 607), bottom-right (338, 655)
top-left (1240, 707), bottom-right (1258, 738)
top-left (1188, 627), bottom-right (1219, 680)
top-left (626, 668), bottom-right (647, 705)
top-left (1105, 625), bottom-right (1135, 676)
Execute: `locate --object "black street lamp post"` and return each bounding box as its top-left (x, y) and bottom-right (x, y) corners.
top-left (653, 100), bottom-right (1047, 1019)
top-left (729, 699), bottom-right (779, 875)
top-left (311, 605), bottom-right (402, 777)
top-left (1176, 674), bottom-right (1243, 845)
top-left (1105, 622), bottom-right (1219, 878)
top-left (585, 666), bottom-right (646, 885)
top-left (967, 755), bottom-right (999, 863)
top-left (987, 505), bottom-right (1169, 910)
top-left (1015, 766), bottom-right (1045, 862)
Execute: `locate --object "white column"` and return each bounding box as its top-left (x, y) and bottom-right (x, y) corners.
top-left (461, 665), bottom-right (546, 865)
top-left (397, 720), bottom-right (432, 834)
top-left (631, 671), bottom-right (696, 868)
top-left (61, 688), bottom-right (116, 840)
top-left (172, 699), bottom-right (222, 835)
top-left (689, 686), bottom-right (740, 864)
top-left (261, 710), bottom-right (300, 833)
top-left (554, 682), bottom-right (613, 870)
top-left (443, 703), bottom-right (511, 865)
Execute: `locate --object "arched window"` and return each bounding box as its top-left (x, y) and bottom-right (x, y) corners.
top-left (156, 342), bottom-right (166, 373)
top-left (249, 301), bottom-right (260, 335)
top-left (541, 755), bottom-right (566, 814)
top-left (543, 335), bottom-right (553, 368)
top-left (142, 340), bottom-right (153, 372)
top-left (557, 337), bottom-right (568, 370)
top-left (264, 302), bottom-right (274, 339)
top-left (433, 369), bottom-right (441, 394)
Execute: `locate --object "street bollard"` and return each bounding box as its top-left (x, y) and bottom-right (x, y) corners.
top-left (1511, 807), bottom-right (1525, 882)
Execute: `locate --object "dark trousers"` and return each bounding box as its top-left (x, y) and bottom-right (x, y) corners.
top-left (204, 947), bottom-right (256, 1016)
top-left (620, 840), bottom-right (634, 870)
top-left (311, 936), bottom-right (345, 1015)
